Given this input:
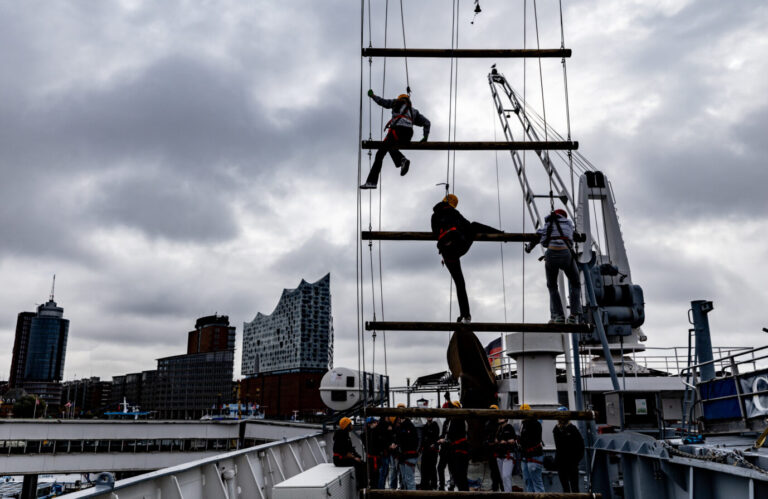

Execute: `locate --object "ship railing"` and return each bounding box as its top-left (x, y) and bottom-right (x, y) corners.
top-left (488, 345), bottom-right (759, 379)
top-left (678, 344), bottom-right (768, 428)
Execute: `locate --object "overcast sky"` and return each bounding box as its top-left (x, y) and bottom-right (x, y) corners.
top-left (2, 1), bottom-right (767, 400)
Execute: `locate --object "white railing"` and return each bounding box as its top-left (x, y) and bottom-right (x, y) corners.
top-left (60, 432), bottom-right (332, 499)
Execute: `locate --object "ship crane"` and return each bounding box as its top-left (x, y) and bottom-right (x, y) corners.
top-left (488, 69), bottom-right (647, 389)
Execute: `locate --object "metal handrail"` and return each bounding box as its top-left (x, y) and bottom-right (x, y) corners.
top-left (679, 344), bottom-right (768, 390)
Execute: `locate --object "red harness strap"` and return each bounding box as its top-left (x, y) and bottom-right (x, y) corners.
top-left (367, 454), bottom-right (378, 470)
top-left (438, 227), bottom-right (457, 240)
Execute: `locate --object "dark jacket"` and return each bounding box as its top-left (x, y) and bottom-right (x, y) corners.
top-left (430, 202), bottom-right (502, 260)
top-left (445, 416), bottom-right (468, 454)
top-left (495, 422), bottom-right (517, 457)
top-left (484, 419), bottom-right (499, 455)
top-left (333, 428), bottom-right (360, 465)
top-left (520, 419), bottom-right (543, 458)
top-left (553, 422), bottom-right (585, 465)
top-left (422, 420), bottom-right (441, 454)
top-left (396, 418), bottom-right (420, 457)
top-left (365, 424), bottom-right (387, 457)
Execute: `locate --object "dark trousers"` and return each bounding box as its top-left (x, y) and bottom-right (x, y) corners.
top-left (448, 452), bottom-right (469, 491)
top-left (489, 455), bottom-right (502, 491)
top-left (420, 449), bottom-right (438, 489)
top-left (558, 464), bottom-right (580, 492)
top-left (445, 258), bottom-right (470, 318)
top-left (365, 126), bottom-right (413, 185)
top-left (367, 456), bottom-right (381, 489)
top-left (437, 447), bottom-right (450, 489)
top-left (335, 458), bottom-right (367, 490)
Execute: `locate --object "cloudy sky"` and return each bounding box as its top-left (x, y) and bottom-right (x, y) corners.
top-left (2, 1), bottom-right (767, 397)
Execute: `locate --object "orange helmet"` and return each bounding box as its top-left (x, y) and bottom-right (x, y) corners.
top-left (339, 417), bottom-right (352, 430)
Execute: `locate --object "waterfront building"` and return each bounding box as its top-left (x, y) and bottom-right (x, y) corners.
top-left (7, 295), bottom-right (70, 408)
top-left (155, 350), bottom-right (234, 419)
top-left (61, 377), bottom-right (112, 416)
top-left (242, 274), bottom-right (333, 376)
top-left (8, 312), bottom-right (35, 388)
top-left (187, 314), bottom-right (236, 354)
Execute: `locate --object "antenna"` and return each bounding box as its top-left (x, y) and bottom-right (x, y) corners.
top-left (50, 274), bottom-right (56, 301)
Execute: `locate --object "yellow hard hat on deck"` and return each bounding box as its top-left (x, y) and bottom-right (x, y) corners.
top-left (452, 400), bottom-right (462, 408)
top-left (520, 403), bottom-right (531, 411)
top-left (339, 417), bottom-right (352, 430)
top-left (490, 404), bottom-right (499, 410)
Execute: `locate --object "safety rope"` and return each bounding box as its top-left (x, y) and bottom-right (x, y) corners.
top-left (398, 0), bottom-right (410, 94)
top-left (558, 0), bottom-right (576, 211)
top-left (356, 0), bottom-right (366, 450)
top-left (520, 0), bottom-right (528, 406)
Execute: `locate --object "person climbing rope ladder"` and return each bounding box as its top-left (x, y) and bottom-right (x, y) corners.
top-left (431, 194), bottom-right (502, 323)
top-left (525, 209), bottom-right (583, 324)
top-left (361, 90), bottom-right (430, 189)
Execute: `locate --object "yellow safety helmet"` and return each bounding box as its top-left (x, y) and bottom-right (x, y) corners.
top-left (490, 404), bottom-right (499, 410)
top-left (397, 403), bottom-right (406, 408)
top-left (452, 400), bottom-right (462, 408)
top-left (520, 403), bottom-right (531, 411)
top-left (443, 194), bottom-right (458, 208)
top-left (339, 417), bottom-right (352, 430)
top-left (397, 93), bottom-right (410, 101)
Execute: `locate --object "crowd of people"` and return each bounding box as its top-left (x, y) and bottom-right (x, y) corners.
top-left (333, 400), bottom-right (585, 493)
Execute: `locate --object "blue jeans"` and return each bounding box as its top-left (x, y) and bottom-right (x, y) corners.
top-left (377, 455), bottom-right (390, 489)
top-left (545, 249), bottom-right (582, 319)
top-left (399, 457), bottom-right (418, 490)
top-left (522, 461), bottom-right (545, 492)
top-left (388, 456), bottom-right (399, 489)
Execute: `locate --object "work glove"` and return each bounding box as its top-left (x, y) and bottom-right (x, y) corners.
top-left (524, 243), bottom-right (534, 254)
top-left (367, 89), bottom-right (375, 98)
top-left (420, 133), bottom-right (429, 142)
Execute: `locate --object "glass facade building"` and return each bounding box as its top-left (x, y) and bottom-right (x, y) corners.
top-left (242, 274), bottom-right (333, 376)
top-left (23, 300), bottom-right (69, 381)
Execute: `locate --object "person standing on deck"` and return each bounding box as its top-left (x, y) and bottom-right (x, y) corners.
top-left (394, 406), bottom-right (420, 490)
top-left (437, 393), bottom-right (453, 490)
top-left (495, 414), bottom-right (518, 492)
top-left (431, 194), bottom-right (503, 323)
top-left (519, 404), bottom-right (545, 493)
top-left (438, 400), bottom-right (470, 491)
top-left (364, 417), bottom-right (384, 489)
top-left (485, 404), bottom-right (503, 491)
top-left (361, 91), bottom-right (430, 189)
top-left (419, 413), bottom-right (441, 490)
top-left (525, 209), bottom-right (582, 324)
top-left (333, 417), bottom-right (366, 490)
top-left (553, 407), bottom-right (585, 493)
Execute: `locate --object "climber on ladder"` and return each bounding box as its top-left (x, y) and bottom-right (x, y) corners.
top-left (525, 209), bottom-right (583, 324)
top-left (431, 193), bottom-right (502, 323)
top-left (360, 90), bottom-right (430, 189)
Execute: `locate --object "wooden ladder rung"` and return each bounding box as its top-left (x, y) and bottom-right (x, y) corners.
top-left (361, 141), bottom-right (578, 151)
top-left (362, 48), bottom-right (572, 59)
top-left (362, 231), bottom-right (537, 243)
top-left (365, 321), bottom-right (593, 334)
top-left (364, 407), bottom-right (595, 421)
top-left (366, 492), bottom-right (600, 498)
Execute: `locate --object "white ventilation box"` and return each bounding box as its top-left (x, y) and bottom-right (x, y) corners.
top-left (273, 463), bottom-right (356, 499)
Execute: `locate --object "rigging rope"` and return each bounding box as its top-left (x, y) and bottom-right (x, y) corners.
top-left (356, 0), bottom-right (366, 431)
top-left (398, 0), bottom-right (410, 94)
top-left (520, 0), bottom-right (528, 406)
